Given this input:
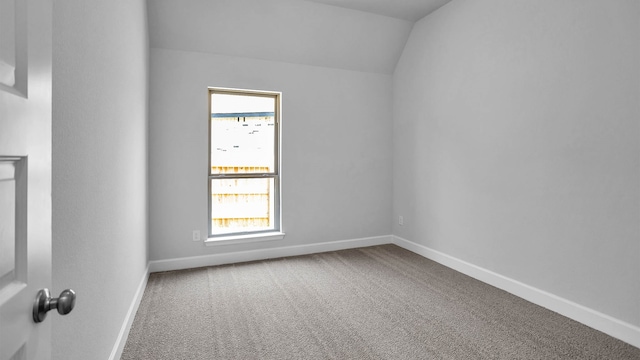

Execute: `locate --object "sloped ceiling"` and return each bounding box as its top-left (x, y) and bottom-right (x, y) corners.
top-left (149, 0), bottom-right (447, 74)
top-left (303, 0), bottom-right (452, 22)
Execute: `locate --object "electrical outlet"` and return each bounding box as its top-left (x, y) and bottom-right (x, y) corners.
top-left (192, 230), bottom-right (201, 241)
top-left (399, 216), bottom-right (404, 226)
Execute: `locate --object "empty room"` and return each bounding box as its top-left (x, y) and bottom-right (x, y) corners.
top-left (1, 0), bottom-right (638, 359)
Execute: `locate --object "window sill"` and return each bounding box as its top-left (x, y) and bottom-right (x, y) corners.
top-left (205, 232), bottom-right (285, 247)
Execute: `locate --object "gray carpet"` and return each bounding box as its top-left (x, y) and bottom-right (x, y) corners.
top-left (122, 245), bottom-right (640, 359)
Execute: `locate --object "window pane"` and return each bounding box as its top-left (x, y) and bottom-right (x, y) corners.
top-left (211, 93), bottom-right (276, 174)
top-left (210, 177), bottom-right (275, 235)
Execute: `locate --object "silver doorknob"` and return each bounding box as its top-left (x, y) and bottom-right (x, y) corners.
top-left (33, 288), bottom-right (76, 323)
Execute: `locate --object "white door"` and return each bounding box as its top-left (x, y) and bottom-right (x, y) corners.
top-left (0, 0), bottom-right (54, 359)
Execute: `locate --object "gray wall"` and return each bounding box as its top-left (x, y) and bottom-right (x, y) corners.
top-left (393, 0), bottom-right (640, 328)
top-left (147, 0), bottom-right (395, 262)
top-left (52, 1), bottom-right (149, 359)
top-left (149, 48), bottom-right (393, 260)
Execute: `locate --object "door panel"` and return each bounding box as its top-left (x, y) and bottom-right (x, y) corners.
top-left (0, 159), bottom-right (19, 289)
top-left (0, 0), bottom-right (52, 359)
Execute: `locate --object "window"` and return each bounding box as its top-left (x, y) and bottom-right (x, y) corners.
top-left (208, 88), bottom-right (281, 239)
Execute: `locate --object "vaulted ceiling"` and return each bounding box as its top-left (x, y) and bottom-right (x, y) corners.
top-left (303, 0), bottom-right (452, 22)
top-left (147, 0), bottom-right (452, 74)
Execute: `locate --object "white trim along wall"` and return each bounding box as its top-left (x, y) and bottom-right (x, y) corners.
top-left (392, 236), bottom-right (640, 350)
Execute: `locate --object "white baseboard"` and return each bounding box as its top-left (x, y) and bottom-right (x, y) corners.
top-left (109, 264), bottom-right (150, 360)
top-left (392, 235), bottom-right (640, 349)
top-left (149, 235), bottom-right (393, 273)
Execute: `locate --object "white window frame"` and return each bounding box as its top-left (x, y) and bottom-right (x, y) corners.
top-left (206, 87), bottom-right (283, 243)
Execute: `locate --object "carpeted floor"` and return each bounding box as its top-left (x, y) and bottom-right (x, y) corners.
top-left (122, 245), bottom-right (640, 359)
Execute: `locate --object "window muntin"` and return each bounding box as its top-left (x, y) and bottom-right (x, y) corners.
top-left (208, 89), bottom-right (280, 237)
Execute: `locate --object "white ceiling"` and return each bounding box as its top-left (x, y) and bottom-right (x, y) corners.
top-left (148, 0), bottom-right (415, 74)
top-left (303, 0), bottom-right (453, 22)
top-left (148, 0), bottom-right (454, 73)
